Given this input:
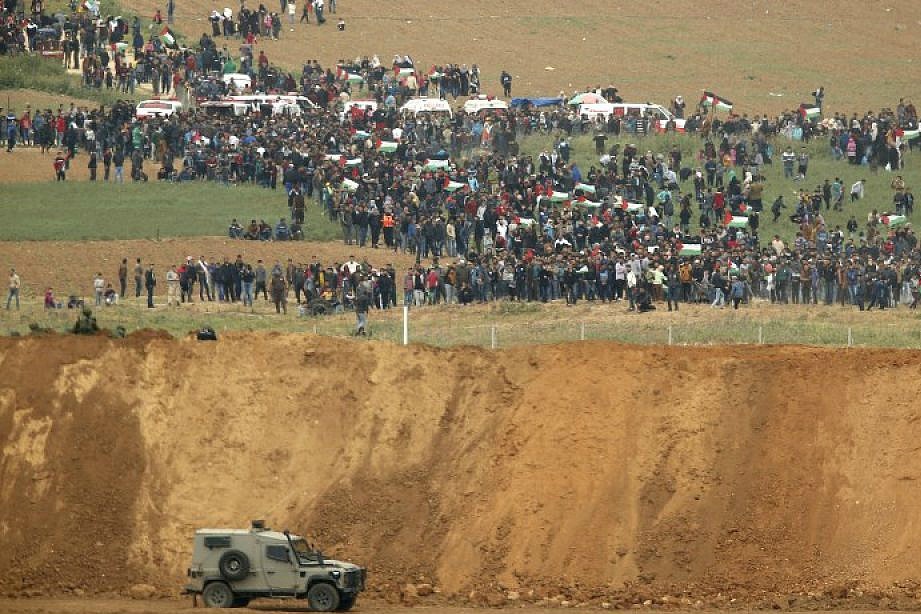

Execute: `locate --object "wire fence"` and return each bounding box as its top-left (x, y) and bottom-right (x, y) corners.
top-left (5, 302), bottom-right (921, 349)
top-left (310, 310), bottom-right (921, 349)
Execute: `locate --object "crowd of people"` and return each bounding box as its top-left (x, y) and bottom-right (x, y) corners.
top-left (3, 0), bottom-right (921, 324)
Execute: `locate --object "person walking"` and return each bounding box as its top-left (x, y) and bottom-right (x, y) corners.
top-left (145, 263), bottom-right (157, 308)
top-left (6, 268), bottom-right (20, 310)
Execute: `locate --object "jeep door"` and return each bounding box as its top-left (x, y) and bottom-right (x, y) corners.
top-left (261, 544), bottom-right (300, 594)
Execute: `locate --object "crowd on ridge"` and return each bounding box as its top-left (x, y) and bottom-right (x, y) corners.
top-left (3, 0), bottom-right (921, 320)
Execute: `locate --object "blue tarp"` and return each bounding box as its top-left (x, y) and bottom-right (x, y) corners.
top-left (510, 97), bottom-right (564, 108)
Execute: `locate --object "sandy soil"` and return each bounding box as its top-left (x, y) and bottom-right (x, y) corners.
top-left (0, 605), bottom-right (909, 614)
top-left (0, 237), bottom-right (417, 299)
top-left (127, 0), bottom-right (920, 113)
top-left (0, 335), bottom-right (920, 607)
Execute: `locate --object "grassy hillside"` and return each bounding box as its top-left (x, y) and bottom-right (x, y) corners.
top-left (0, 181), bottom-right (339, 241)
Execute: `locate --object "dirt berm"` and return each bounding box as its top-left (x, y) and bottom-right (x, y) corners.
top-left (1, 333), bottom-right (920, 606)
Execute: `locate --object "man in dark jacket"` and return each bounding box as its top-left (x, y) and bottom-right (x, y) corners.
top-left (145, 264), bottom-right (157, 308)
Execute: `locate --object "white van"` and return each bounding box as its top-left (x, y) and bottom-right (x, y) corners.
top-left (222, 72), bottom-right (252, 93)
top-left (399, 97), bottom-right (453, 118)
top-left (135, 99), bottom-right (183, 120)
top-left (227, 95), bottom-right (302, 116)
top-left (200, 100), bottom-right (250, 117)
top-left (577, 102), bottom-right (686, 133)
top-left (462, 96), bottom-right (508, 114)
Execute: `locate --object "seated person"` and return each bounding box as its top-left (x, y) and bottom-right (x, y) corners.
top-left (44, 287), bottom-right (61, 309)
top-left (228, 218), bottom-right (244, 239)
top-left (458, 283), bottom-right (474, 305)
top-left (258, 219), bottom-right (273, 241)
top-left (275, 217), bottom-right (290, 240)
top-left (635, 285), bottom-right (656, 312)
top-left (67, 295), bottom-right (84, 309)
top-left (244, 219), bottom-right (260, 240)
top-left (104, 284), bottom-right (118, 305)
top-left (290, 221), bottom-right (304, 240)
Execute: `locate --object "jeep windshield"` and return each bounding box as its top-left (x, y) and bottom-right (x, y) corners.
top-left (291, 538), bottom-right (321, 562)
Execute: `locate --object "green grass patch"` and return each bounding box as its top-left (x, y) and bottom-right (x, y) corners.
top-left (0, 55), bottom-right (131, 108)
top-left (0, 181), bottom-right (339, 241)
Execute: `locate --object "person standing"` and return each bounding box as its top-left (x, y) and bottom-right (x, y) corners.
top-left (167, 0), bottom-right (175, 23)
top-left (500, 70), bottom-right (512, 97)
top-left (118, 258), bottom-right (128, 298)
top-left (166, 265), bottom-right (180, 306)
top-left (354, 285), bottom-right (370, 335)
top-left (145, 263), bottom-right (157, 308)
top-left (53, 151), bottom-right (67, 181)
top-left (93, 272), bottom-right (105, 306)
top-left (88, 149), bottom-right (98, 181)
top-left (134, 257), bottom-right (144, 297)
top-left (197, 257), bottom-right (213, 301)
top-left (6, 268), bottom-right (20, 310)
top-left (270, 272), bottom-right (287, 313)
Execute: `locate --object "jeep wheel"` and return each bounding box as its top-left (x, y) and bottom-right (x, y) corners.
top-left (307, 582), bottom-right (341, 612)
top-left (337, 595), bottom-right (357, 611)
top-left (218, 550), bottom-right (250, 581)
top-left (202, 582), bottom-right (235, 608)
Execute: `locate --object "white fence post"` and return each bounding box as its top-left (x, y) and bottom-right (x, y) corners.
top-left (580, 322), bottom-right (585, 341)
top-left (758, 326), bottom-right (763, 345)
top-left (403, 305), bottom-right (409, 346)
top-left (491, 325), bottom-right (497, 349)
top-left (847, 327), bottom-right (853, 348)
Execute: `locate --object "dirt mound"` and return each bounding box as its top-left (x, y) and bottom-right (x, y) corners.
top-left (1, 335), bottom-right (920, 606)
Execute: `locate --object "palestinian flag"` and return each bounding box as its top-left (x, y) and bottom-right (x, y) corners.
top-left (423, 159), bottom-right (450, 171)
top-left (623, 201), bottom-right (644, 212)
top-left (377, 140), bottom-right (398, 153)
top-left (574, 182), bottom-right (596, 194)
top-left (325, 154), bottom-right (343, 162)
top-left (678, 243), bottom-right (702, 257)
top-left (395, 67), bottom-right (415, 77)
top-left (428, 68), bottom-right (444, 80)
top-left (549, 191), bottom-right (570, 203)
top-left (882, 214), bottom-right (909, 228)
top-left (341, 178), bottom-right (359, 192)
top-left (728, 216), bottom-right (749, 228)
top-left (353, 130), bottom-right (371, 140)
top-left (799, 104), bottom-right (820, 120)
top-left (899, 128), bottom-right (920, 141)
top-left (344, 157), bottom-right (363, 167)
top-left (444, 180), bottom-right (465, 192)
top-left (517, 218), bottom-right (535, 227)
top-left (159, 26), bottom-right (178, 49)
top-left (575, 200), bottom-right (601, 209)
top-left (701, 91), bottom-right (733, 111)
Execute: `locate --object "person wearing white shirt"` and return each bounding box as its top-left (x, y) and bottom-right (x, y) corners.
top-left (93, 273), bottom-right (105, 306)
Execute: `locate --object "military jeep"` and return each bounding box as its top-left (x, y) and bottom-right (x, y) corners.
top-left (185, 521), bottom-right (366, 609)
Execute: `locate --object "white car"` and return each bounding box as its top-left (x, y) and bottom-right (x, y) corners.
top-left (135, 99), bottom-right (183, 120)
top-left (399, 97), bottom-right (453, 118)
top-left (462, 96), bottom-right (508, 114)
top-left (577, 102), bottom-right (686, 133)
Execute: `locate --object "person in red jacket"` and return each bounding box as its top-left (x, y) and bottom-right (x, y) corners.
top-left (53, 151), bottom-right (68, 181)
